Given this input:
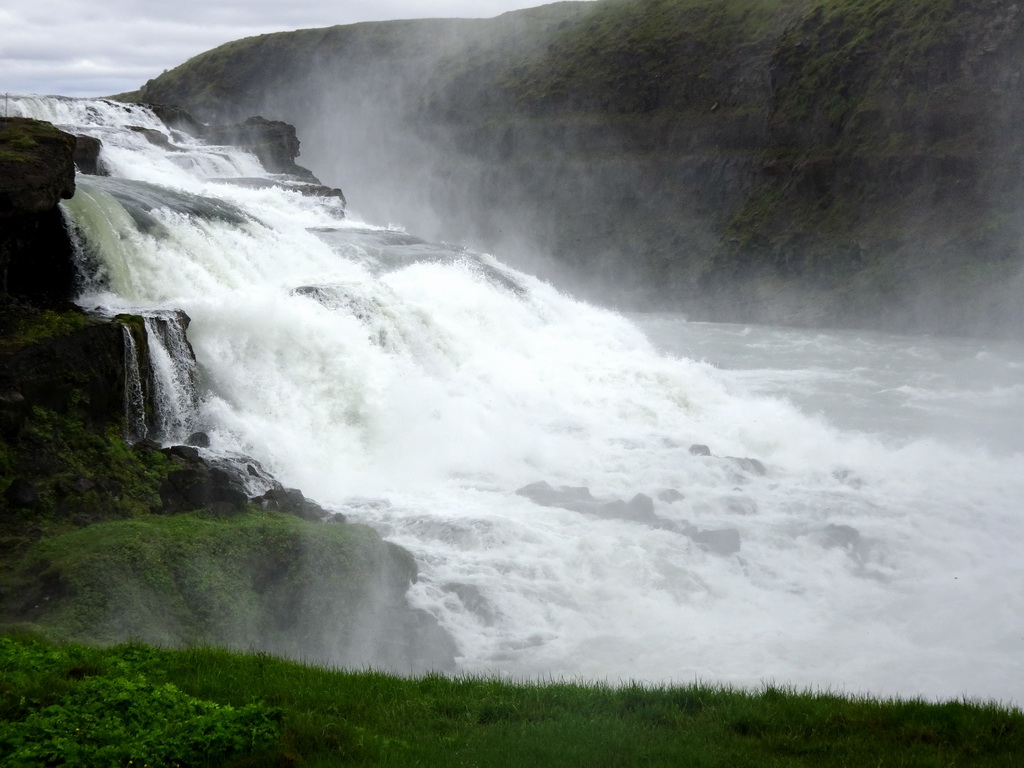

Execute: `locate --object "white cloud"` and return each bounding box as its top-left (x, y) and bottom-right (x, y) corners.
top-left (1, 1), bottom-right (592, 97)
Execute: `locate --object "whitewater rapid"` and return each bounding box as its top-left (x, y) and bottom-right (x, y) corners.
top-left (13, 95), bottom-right (1024, 704)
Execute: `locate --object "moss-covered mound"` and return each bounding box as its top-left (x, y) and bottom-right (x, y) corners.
top-left (2, 510), bottom-right (452, 671)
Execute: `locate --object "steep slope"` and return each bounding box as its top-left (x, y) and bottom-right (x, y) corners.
top-left (140, 0), bottom-right (1024, 336)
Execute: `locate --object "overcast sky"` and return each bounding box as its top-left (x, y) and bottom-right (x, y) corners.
top-left (2, 1), bottom-right (590, 98)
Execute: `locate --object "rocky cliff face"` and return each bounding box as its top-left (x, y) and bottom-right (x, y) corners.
top-left (0, 117), bottom-right (78, 306)
top-left (138, 0), bottom-right (1024, 336)
top-left (0, 117), bottom-right (450, 671)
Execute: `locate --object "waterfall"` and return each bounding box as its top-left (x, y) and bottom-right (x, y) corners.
top-left (143, 312), bottom-right (199, 444)
top-left (121, 324), bottom-right (147, 442)
top-left (11, 93), bottom-right (1024, 704)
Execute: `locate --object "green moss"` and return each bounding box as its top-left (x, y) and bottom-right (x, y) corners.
top-left (6, 510), bottom-right (396, 652)
top-left (0, 117), bottom-right (75, 158)
top-left (7, 310), bottom-right (92, 348)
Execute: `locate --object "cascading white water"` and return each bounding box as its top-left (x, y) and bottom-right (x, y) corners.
top-left (143, 313), bottom-right (199, 443)
top-left (120, 324), bottom-right (147, 443)
top-left (14, 95), bottom-right (1024, 704)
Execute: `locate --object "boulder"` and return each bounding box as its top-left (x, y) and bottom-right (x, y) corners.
top-left (254, 486), bottom-right (332, 522)
top-left (157, 445), bottom-right (250, 514)
top-left (185, 430), bottom-right (210, 447)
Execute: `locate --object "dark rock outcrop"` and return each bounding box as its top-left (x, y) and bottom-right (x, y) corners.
top-left (254, 486), bottom-right (334, 522)
top-left (0, 313), bottom-right (148, 436)
top-left (145, 106), bottom-right (347, 204)
top-left (0, 118), bottom-right (78, 306)
top-left (203, 116), bottom-right (318, 181)
top-left (150, 443), bottom-right (249, 516)
top-left (73, 134), bottom-right (104, 175)
top-left (0, 118), bottom-right (76, 214)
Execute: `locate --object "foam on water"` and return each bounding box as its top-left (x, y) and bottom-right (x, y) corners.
top-left (15, 96), bottom-right (1024, 703)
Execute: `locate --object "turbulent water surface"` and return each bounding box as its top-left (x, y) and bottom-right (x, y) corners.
top-left (13, 96), bottom-right (1024, 704)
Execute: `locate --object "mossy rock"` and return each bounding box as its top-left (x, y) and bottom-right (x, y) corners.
top-left (0, 118), bottom-right (76, 215)
top-left (2, 510), bottom-right (452, 672)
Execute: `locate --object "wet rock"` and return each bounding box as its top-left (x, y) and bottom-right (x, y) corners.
top-left (516, 480), bottom-right (593, 506)
top-left (254, 487), bottom-right (328, 522)
top-left (689, 527), bottom-right (741, 555)
top-left (185, 431), bottom-right (210, 447)
top-left (517, 482), bottom-right (666, 527)
top-left (204, 116), bottom-right (319, 182)
top-left (818, 523), bottom-right (870, 563)
top-left (443, 582), bottom-right (496, 623)
top-left (166, 444), bottom-right (200, 462)
top-left (689, 444), bottom-right (712, 456)
top-left (145, 103), bottom-right (205, 135)
top-left (729, 457), bottom-right (767, 475)
top-left (590, 493), bottom-right (660, 525)
top-left (158, 446), bottom-right (249, 514)
top-left (128, 126), bottom-right (182, 152)
top-left (73, 134), bottom-right (104, 175)
top-left (724, 496), bottom-right (758, 515)
top-left (4, 478), bottom-right (38, 509)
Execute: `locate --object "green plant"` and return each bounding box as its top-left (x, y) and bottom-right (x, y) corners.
top-left (0, 638), bottom-right (280, 768)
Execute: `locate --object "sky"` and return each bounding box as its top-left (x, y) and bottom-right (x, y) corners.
top-left (1, 1), bottom-right (588, 98)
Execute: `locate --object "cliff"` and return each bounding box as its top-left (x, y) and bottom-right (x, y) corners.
top-left (138, 0), bottom-right (1024, 336)
top-left (0, 118), bottom-right (450, 671)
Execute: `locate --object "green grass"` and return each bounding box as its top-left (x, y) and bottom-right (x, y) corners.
top-left (2, 633), bottom-right (1021, 767)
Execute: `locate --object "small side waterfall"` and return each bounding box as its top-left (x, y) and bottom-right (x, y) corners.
top-left (121, 324), bottom-right (147, 442)
top-left (143, 312), bottom-right (199, 444)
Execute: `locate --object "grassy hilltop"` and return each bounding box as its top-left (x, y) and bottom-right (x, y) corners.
top-left (138, 0), bottom-right (1024, 336)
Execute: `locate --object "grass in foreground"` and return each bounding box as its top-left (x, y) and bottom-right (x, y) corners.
top-left (1, 632), bottom-right (1021, 767)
